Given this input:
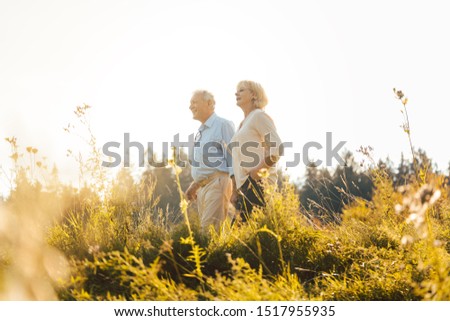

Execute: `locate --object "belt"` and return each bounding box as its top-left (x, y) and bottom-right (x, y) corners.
top-left (197, 171), bottom-right (229, 188)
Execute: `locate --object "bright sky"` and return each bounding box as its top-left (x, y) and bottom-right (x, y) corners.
top-left (1, 0), bottom-right (450, 195)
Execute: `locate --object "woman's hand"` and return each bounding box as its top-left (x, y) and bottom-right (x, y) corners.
top-left (249, 156), bottom-right (277, 181)
top-left (249, 168), bottom-right (262, 181)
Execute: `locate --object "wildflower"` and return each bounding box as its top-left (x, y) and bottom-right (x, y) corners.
top-left (180, 199), bottom-right (188, 214)
top-left (88, 244), bottom-right (100, 255)
top-left (258, 168), bottom-right (269, 179)
top-left (401, 123), bottom-right (410, 134)
top-left (356, 145), bottom-right (375, 168)
top-left (166, 158), bottom-right (181, 174)
top-left (393, 88), bottom-right (404, 99)
top-left (396, 184), bottom-right (441, 239)
top-left (401, 235), bottom-right (414, 247)
top-left (26, 146), bottom-right (33, 153)
top-left (394, 203), bottom-right (403, 214)
top-left (5, 136), bottom-right (17, 145)
top-left (397, 185), bottom-right (410, 194)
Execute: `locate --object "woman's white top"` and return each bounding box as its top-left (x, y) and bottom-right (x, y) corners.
top-left (230, 108), bottom-right (282, 189)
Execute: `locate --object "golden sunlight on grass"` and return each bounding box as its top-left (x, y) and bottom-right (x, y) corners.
top-left (1, 93), bottom-right (449, 301)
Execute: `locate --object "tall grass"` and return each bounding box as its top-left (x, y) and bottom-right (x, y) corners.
top-left (1, 95), bottom-right (449, 301)
top-left (49, 166), bottom-right (449, 301)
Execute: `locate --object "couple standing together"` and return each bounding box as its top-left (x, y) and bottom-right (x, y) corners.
top-left (185, 80), bottom-right (283, 233)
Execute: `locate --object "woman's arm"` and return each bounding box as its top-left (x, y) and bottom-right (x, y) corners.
top-left (249, 112), bottom-right (282, 180)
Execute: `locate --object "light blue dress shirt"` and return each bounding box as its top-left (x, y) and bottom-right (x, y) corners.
top-left (190, 113), bottom-right (235, 182)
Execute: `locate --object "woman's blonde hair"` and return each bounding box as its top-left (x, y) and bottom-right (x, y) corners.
top-left (237, 80), bottom-right (268, 109)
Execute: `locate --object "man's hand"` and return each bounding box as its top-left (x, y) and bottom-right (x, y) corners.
top-left (185, 181), bottom-right (200, 201)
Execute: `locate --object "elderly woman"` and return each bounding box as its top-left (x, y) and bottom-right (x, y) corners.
top-left (230, 80), bottom-right (283, 222)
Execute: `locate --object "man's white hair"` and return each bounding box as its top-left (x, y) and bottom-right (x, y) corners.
top-left (193, 90), bottom-right (215, 109)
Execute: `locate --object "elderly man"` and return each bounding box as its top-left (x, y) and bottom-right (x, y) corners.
top-left (185, 90), bottom-right (235, 233)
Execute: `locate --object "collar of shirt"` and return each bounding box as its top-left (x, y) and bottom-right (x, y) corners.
top-left (198, 112), bottom-right (218, 132)
top-left (238, 108), bottom-right (263, 130)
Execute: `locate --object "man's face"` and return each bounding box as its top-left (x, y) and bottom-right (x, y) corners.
top-left (189, 93), bottom-right (212, 123)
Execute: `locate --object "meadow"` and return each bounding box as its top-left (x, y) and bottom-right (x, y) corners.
top-left (1, 90), bottom-right (449, 300)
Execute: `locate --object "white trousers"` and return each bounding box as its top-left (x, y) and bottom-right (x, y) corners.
top-left (196, 174), bottom-right (232, 233)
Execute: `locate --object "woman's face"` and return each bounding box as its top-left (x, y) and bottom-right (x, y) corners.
top-left (235, 85), bottom-right (254, 108)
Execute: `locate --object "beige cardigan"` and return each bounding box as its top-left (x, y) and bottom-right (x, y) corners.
top-left (230, 109), bottom-right (282, 189)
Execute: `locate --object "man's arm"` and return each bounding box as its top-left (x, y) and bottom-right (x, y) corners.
top-left (221, 120), bottom-right (236, 176)
top-left (185, 181), bottom-right (200, 201)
